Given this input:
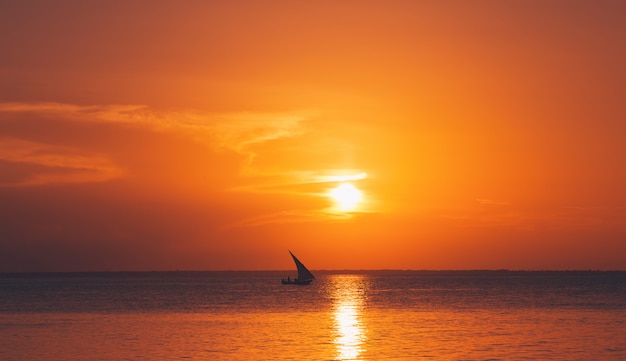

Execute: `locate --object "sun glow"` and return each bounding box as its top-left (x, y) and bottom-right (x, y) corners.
top-left (322, 172), bottom-right (368, 183)
top-left (329, 183), bottom-right (363, 212)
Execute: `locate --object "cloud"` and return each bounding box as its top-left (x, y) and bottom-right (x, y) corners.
top-left (222, 208), bottom-right (355, 230)
top-left (0, 102), bottom-right (313, 187)
top-left (230, 170), bottom-right (367, 193)
top-left (212, 111), bottom-right (310, 150)
top-left (440, 201), bottom-right (626, 233)
top-left (476, 198), bottom-right (511, 206)
top-left (0, 137), bottom-right (123, 187)
top-left (0, 102), bottom-right (310, 149)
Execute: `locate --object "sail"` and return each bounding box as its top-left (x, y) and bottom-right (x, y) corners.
top-left (290, 251), bottom-right (315, 281)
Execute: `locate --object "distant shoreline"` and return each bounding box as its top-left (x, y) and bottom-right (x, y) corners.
top-left (1, 269), bottom-right (624, 276)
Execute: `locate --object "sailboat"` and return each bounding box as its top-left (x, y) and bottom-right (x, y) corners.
top-left (282, 251), bottom-right (315, 285)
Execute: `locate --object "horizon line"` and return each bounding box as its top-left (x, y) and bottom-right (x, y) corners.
top-left (1, 268), bottom-right (624, 274)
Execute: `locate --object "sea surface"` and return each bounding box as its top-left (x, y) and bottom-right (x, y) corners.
top-left (1, 271), bottom-right (625, 360)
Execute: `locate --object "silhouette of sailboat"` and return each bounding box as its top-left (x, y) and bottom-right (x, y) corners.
top-left (282, 251), bottom-right (315, 285)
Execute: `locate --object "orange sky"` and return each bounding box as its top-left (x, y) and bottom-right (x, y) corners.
top-left (1, 1), bottom-right (625, 271)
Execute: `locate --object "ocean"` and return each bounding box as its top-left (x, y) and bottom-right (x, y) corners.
top-left (1, 271), bottom-right (625, 360)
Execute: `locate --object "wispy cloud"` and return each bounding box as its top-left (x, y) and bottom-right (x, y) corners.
top-left (0, 102), bottom-right (310, 148)
top-left (230, 170), bottom-right (367, 193)
top-left (0, 137), bottom-right (122, 186)
top-left (476, 198), bottom-right (511, 206)
top-left (440, 201), bottom-right (626, 232)
top-left (212, 112), bottom-right (310, 150)
top-left (221, 208), bottom-right (355, 230)
top-left (0, 102), bottom-right (313, 186)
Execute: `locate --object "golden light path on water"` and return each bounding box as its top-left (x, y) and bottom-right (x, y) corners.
top-left (330, 275), bottom-right (367, 361)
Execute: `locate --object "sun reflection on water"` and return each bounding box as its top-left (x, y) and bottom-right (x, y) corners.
top-left (330, 275), bottom-right (367, 361)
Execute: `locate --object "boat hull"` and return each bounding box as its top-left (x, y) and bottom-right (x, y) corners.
top-left (281, 278), bottom-right (313, 285)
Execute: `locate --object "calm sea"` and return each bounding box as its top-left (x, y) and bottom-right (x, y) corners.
top-left (1, 271), bottom-right (625, 360)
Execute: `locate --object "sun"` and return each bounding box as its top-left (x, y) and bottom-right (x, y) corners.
top-left (329, 183), bottom-right (363, 212)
